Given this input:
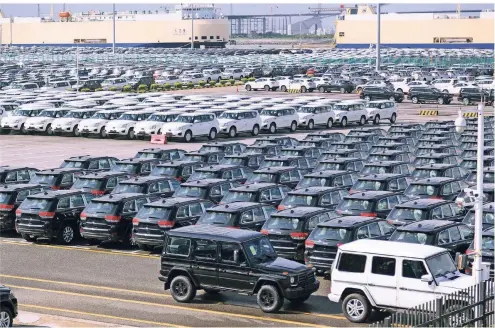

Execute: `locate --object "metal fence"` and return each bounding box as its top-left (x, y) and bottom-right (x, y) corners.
top-left (370, 280), bottom-right (494, 327)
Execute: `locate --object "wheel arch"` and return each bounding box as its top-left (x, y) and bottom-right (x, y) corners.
top-left (340, 287), bottom-right (377, 307)
top-left (165, 269), bottom-right (199, 290)
top-left (252, 279), bottom-right (284, 296)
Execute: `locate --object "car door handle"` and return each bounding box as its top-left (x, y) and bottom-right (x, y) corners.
top-left (399, 287), bottom-right (408, 291)
top-left (368, 283), bottom-right (375, 286)
top-left (192, 265), bottom-right (199, 269)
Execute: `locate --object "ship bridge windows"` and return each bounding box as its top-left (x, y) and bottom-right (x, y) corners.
top-left (210, 36), bottom-right (214, 40)
top-left (434, 37), bottom-right (473, 43)
top-left (339, 32), bottom-right (345, 37)
top-left (201, 36), bottom-right (207, 40)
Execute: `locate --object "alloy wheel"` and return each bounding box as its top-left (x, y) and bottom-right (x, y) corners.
top-left (346, 299), bottom-right (365, 319)
top-left (0, 311), bottom-right (11, 328)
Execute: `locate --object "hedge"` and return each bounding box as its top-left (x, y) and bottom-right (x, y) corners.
top-left (80, 88), bottom-right (91, 92)
top-left (163, 83), bottom-right (171, 90)
top-left (198, 81), bottom-right (206, 87)
top-left (248, 77), bottom-right (256, 81)
top-left (220, 80), bottom-right (227, 86)
top-left (150, 84), bottom-right (161, 91)
top-left (122, 85), bottom-right (133, 92)
top-left (241, 78), bottom-right (248, 83)
top-left (108, 86), bottom-right (118, 91)
top-left (174, 82), bottom-right (183, 89)
top-left (95, 88), bottom-right (104, 92)
top-left (187, 82), bottom-right (194, 89)
top-left (209, 81), bottom-right (216, 87)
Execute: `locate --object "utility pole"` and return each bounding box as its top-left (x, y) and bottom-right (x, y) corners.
top-left (376, 3), bottom-right (381, 72)
top-left (37, 4), bottom-right (40, 17)
top-left (191, 5), bottom-right (194, 50)
top-left (112, 3), bottom-right (116, 54)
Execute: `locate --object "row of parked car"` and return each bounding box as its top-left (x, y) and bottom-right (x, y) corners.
top-left (0, 91), bottom-right (400, 140)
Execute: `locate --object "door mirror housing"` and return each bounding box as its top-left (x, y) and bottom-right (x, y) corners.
top-left (421, 274), bottom-right (434, 283)
top-left (233, 249), bottom-right (240, 263)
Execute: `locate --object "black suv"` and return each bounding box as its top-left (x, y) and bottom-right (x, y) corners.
top-left (367, 150), bottom-right (416, 163)
top-left (128, 76), bottom-right (154, 89)
top-left (0, 184), bottom-right (45, 231)
top-left (408, 87), bottom-right (453, 105)
top-left (403, 177), bottom-right (467, 201)
top-left (151, 161), bottom-right (204, 182)
top-left (110, 158), bottom-right (159, 176)
top-left (174, 179), bottom-right (236, 204)
top-left (259, 156), bottom-right (316, 171)
top-left (336, 191), bottom-right (406, 218)
top-left (183, 151), bottom-right (225, 165)
top-left (16, 190), bottom-right (94, 244)
top-left (73, 79), bottom-right (102, 91)
top-left (296, 170), bottom-right (357, 190)
top-left (71, 171), bottom-right (131, 195)
top-left (411, 164), bottom-right (468, 181)
top-left (0, 285), bottom-right (18, 327)
top-left (458, 88), bottom-right (493, 106)
top-left (350, 174), bottom-right (411, 194)
top-left (160, 226), bottom-right (320, 312)
top-left (220, 154), bottom-right (265, 170)
top-left (0, 166), bottom-right (38, 184)
top-left (187, 165), bottom-right (253, 184)
top-left (29, 168), bottom-right (87, 190)
top-left (279, 187), bottom-right (348, 211)
top-left (386, 198), bottom-right (465, 226)
top-left (413, 153), bottom-right (460, 166)
top-left (462, 202), bottom-right (494, 231)
top-left (59, 155), bottom-right (118, 172)
top-left (360, 87), bottom-right (404, 102)
top-left (360, 161), bottom-right (413, 176)
top-left (199, 141), bottom-right (247, 155)
top-left (221, 183), bottom-right (290, 207)
top-left (135, 148), bottom-right (186, 161)
top-left (314, 158), bottom-right (364, 173)
top-left (111, 176), bottom-right (179, 198)
top-left (318, 79), bottom-right (355, 93)
top-left (253, 136), bottom-right (298, 148)
top-left (246, 167), bottom-right (305, 189)
top-left (245, 144), bottom-right (282, 157)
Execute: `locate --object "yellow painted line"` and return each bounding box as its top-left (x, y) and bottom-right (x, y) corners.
top-left (290, 311), bottom-right (347, 320)
top-left (0, 274), bottom-right (170, 298)
top-left (10, 285), bottom-right (329, 327)
top-left (20, 304), bottom-right (187, 328)
top-left (0, 241), bottom-right (156, 259)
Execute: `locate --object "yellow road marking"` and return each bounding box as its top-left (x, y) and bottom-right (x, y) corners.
top-left (10, 285), bottom-right (330, 327)
top-left (20, 304), bottom-right (187, 327)
top-left (0, 274), bottom-right (170, 298)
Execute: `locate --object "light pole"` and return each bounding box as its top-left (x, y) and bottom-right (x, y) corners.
top-left (191, 4), bottom-right (194, 50)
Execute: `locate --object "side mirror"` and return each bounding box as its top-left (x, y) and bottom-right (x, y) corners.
top-left (421, 274), bottom-right (433, 283)
top-left (233, 249), bottom-right (240, 263)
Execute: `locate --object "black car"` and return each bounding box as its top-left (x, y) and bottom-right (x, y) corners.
top-left (278, 187), bottom-right (348, 211)
top-left (59, 155), bottom-right (118, 172)
top-left (150, 161), bottom-right (204, 182)
top-left (134, 148), bottom-right (186, 161)
top-left (318, 79), bottom-right (355, 93)
top-left (458, 88), bottom-right (493, 106)
top-left (408, 87), bottom-right (453, 105)
top-left (183, 151), bottom-right (225, 165)
top-left (465, 167), bottom-right (494, 186)
top-left (246, 167), bottom-right (305, 189)
top-left (318, 149), bottom-right (367, 161)
top-left (336, 191), bottom-right (406, 218)
top-left (197, 202), bottom-right (276, 231)
top-left (132, 197), bottom-right (214, 250)
top-left (111, 176), bottom-right (180, 198)
top-left (0, 166), bottom-right (39, 184)
top-left (328, 141), bottom-right (371, 153)
top-left (411, 164), bottom-right (469, 181)
top-left (29, 168), bottom-right (87, 190)
top-left (296, 170), bottom-right (357, 190)
top-left (415, 145), bottom-right (459, 156)
top-left (280, 147), bottom-right (324, 159)
top-left (0, 285), bottom-right (18, 327)
top-left (174, 179), bottom-right (237, 204)
top-left (221, 183), bottom-right (290, 207)
top-left (404, 177), bottom-right (467, 201)
top-left (253, 136), bottom-right (299, 148)
top-left (344, 132), bottom-right (380, 145)
top-left (187, 165), bottom-right (253, 184)
top-left (314, 158), bottom-right (365, 173)
top-left (413, 153), bottom-right (460, 166)
top-left (386, 198), bottom-right (465, 226)
top-left (416, 136), bottom-right (457, 148)
top-left (360, 161), bottom-right (414, 176)
top-left (350, 174), bottom-right (411, 194)
top-left (389, 220), bottom-right (474, 258)
top-left (80, 193), bottom-right (153, 245)
top-left (73, 79), bottom-right (102, 91)
top-left (304, 132), bottom-right (345, 142)
top-left (377, 136), bottom-right (416, 146)
top-left (461, 202), bottom-right (494, 231)
top-left (220, 154), bottom-right (265, 170)
top-left (259, 156), bottom-right (316, 171)
top-left (159, 226), bottom-right (319, 312)
top-left (465, 227), bottom-right (494, 278)
top-left (348, 127), bottom-right (387, 137)
top-left (360, 87), bottom-right (404, 102)
top-left (461, 157), bottom-right (494, 172)
top-left (261, 207), bottom-right (339, 261)
top-left (369, 142), bottom-right (414, 154)
top-left (367, 150), bottom-right (416, 163)
top-left (71, 171), bottom-right (131, 195)
top-left (387, 129), bottom-right (422, 140)
top-left (305, 216), bottom-right (396, 274)
top-left (245, 144), bottom-right (282, 157)
top-left (128, 76), bottom-right (154, 89)
top-left (199, 141), bottom-right (247, 155)
top-left (0, 184), bottom-right (45, 231)
top-left (110, 158), bottom-right (159, 176)
top-left (455, 183), bottom-right (495, 210)
top-left (16, 190), bottom-right (94, 244)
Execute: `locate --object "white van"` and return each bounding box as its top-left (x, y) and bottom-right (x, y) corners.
top-left (328, 239), bottom-right (480, 323)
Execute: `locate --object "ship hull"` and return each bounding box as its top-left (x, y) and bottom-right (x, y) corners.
top-left (8, 41), bottom-right (227, 48)
top-left (336, 43), bottom-right (494, 49)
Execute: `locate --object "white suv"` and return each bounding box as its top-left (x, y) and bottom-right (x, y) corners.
top-left (245, 78), bottom-right (279, 92)
top-left (365, 100), bottom-right (397, 125)
top-left (273, 76), bottom-right (293, 92)
top-left (328, 239), bottom-right (479, 323)
top-left (79, 109), bottom-right (126, 138)
top-left (259, 106), bottom-right (299, 134)
top-left (161, 113), bottom-right (219, 142)
top-left (296, 104), bottom-right (335, 129)
top-left (288, 78), bottom-right (317, 93)
top-left (0, 106), bottom-right (48, 134)
top-left (24, 107), bottom-right (71, 135)
top-left (134, 111), bottom-right (182, 138)
top-left (105, 109), bottom-right (156, 139)
top-left (218, 109), bottom-right (262, 138)
top-left (52, 108), bottom-right (101, 136)
top-left (333, 101), bottom-right (368, 127)
top-left (222, 68), bottom-right (244, 80)
top-left (202, 69), bottom-right (222, 83)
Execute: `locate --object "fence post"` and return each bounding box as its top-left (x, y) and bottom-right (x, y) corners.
top-left (435, 297), bottom-right (443, 327)
top-left (383, 316), bottom-right (391, 327)
top-left (480, 280), bottom-right (487, 327)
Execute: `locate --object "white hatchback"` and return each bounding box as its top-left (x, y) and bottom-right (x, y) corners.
top-left (24, 107), bottom-right (71, 135)
top-left (245, 78), bottom-right (279, 92)
top-left (134, 111), bottom-right (182, 138)
top-left (105, 109), bottom-right (156, 139)
top-left (52, 108), bottom-right (101, 136)
top-left (259, 107), bottom-right (299, 134)
top-left (161, 113), bottom-right (219, 142)
top-left (218, 109), bottom-right (262, 138)
top-left (365, 100), bottom-right (398, 125)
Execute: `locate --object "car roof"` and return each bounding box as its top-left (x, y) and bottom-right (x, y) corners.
top-left (305, 170), bottom-right (350, 177)
top-left (119, 176), bottom-right (172, 184)
top-left (168, 225), bottom-right (261, 243)
top-left (146, 197), bottom-right (204, 208)
top-left (396, 198), bottom-right (451, 208)
top-left (397, 220), bottom-right (461, 232)
top-left (288, 186), bottom-right (346, 195)
top-left (92, 193), bottom-right (146, 202)
top-left (27, 189), bottom-right (87, 199)
top-left (78, 171), bottom-right (128, 179)
top-left (229, 183), bottom-right (280, 192)
top-left (157, 160), bottom-right (202, 167)
top-left (254, 166), bottom-right (297, 173)
top-left (339, 239), bottom-right (446, 259)
top-left (196, 165), bottom-right (243, 172)
top-left (318, 216), bottom-right (380, 228)
top-left (0, 183), bottom-right (43, 191)
top-left (411, 177), bottom-right (459, 185)
top-left (180, 179), bottom-right (228, 187)
top-left (364, 161), bottom-right (405, 167)
top-left (358, 173), bottom-right (407, 181)
top-left (345, 191), bottom-right (399, 200)
top-left (65, 155), bottom-right (114, 162)
top-left (117, 158), bottom-right (159, 164)
top-left (207, 202), bottom-right (263, 213)
top-left (36, 168), bottom-right (84, 175)
top-left (271, 206), bottom-right (331, 217)
top-left (415, 164), bottom-right (457, 170)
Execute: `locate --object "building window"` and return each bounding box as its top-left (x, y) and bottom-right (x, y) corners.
top-left (210, 36), bottom-right (214, 40)
top-left (339, 32), bottom-right (345, 37)
top-left (216, 36), bottom-right (220, 39)
top-left (195, 36), bottom-right (198, 40)
top-left (201, 36), bottom-right (207, 40)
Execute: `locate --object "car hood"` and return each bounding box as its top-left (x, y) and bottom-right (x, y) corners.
top-left (437, 273), bottom-right (476, 290)
top-left (80, 119), bottom-right (107, 126)
top-left (26, 117), bottom-right (52, 124)
top-left (135, 121), bottom-right (158, 129)
top-left (260, 115), bottom-right (275, 121)
top-left (162, 122), bottom-right (191, 130)
top-left (218, 119), bottom-right (236, 125)
top-left (256, 256), bottom-right (308, 274)
top-left (53, 118), bottom-right (79, 125)
top-left (2, 116), bottom-right (27, 123)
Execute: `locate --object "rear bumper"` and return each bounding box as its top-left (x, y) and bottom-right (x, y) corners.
top-left (133, 232), bottom-right (165, 246)
top-left (0, 214), bottom-right (15, 231)
top-left (80, 227), bottom-right (118, 241)
top-left (17, 223), bottom-right (53, 239)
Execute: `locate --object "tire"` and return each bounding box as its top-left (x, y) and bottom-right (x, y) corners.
top-left (359, 116), bottom-right (366, 126)
top-left (308, 88), bottom-right (314, 93)
top-left (340, 87), bottom-right (346, 94)
top-left (307, 120), bottom-right (314, 130)
top-left (341, 117), bottom-right (348, 128)
top-left (280, 85), bottom-right (287, 92)
top-left (290, 121), bottom-right (297, 132)
top-left (99, 127), bottom-right (107, 139)
top-left (438, 97), bottom-right (444, 105)
top-left (389, 96), bottom-right (395, 101)
top-left (264, 85), bottom-right (270, 91)
top-left (257, 284), bottom-right (284, 313)
top-left (319, 86), bottom-right (325, 93)
top-left (373, 115), bottom-right (380, 125)
top-left (463, 98), bottom-right (470, 106)
top-left (46, 124), bottom-right (53, 136)
top-left (208, 128), bottom-right (217, 140)
top-left (390, 113), bottom-right (397, 123)
top-left (288, 295), bottom-right (310, 304)
top-left (327, 118), bottom-right (333, 128)
top-left (251, 124), bottom-right (260, 136)
top-left (207, 77), bottom-right (211, 83)
top-left (170, 275), bottom-right (197, 303)
top-left (20, 124), bottom-right (27, 134)
top-left (137, 243), bottom-right (151, 251)
top-left (0, 307), bottom-right (13, 328)
top-left (127, 128), bottom-right (135, 140)
top-left (73, 125), bottom-right (80, 137)
top-left (183, 130), bottom-right (193, 142)
top-left (364, 96), bottom-right (371, 101)
top-left (301, 86), bottom-right (307, 93)
top-left (342, 293), bottom-right (371, 323)
top-left (21, 234), bottom-right (36, 242)
top-left (268, 123), bottom-right (276, 134)
top-left (412, 96), bottom-right (419, 104)
top-left (57, 223), bottom-right (75, 245)
top-left (245, 85), bottom-right (252, 91)
top-left (228, 126), bottom-right (237, 138)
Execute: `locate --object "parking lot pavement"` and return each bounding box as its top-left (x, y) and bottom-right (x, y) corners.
top-left (15, 311), bottom-right (127, 327)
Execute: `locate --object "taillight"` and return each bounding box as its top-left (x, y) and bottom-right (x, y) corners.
top-left (336, 242), bottom-right (343, 247)
top-left (305, 240), bottom-right (315, 248)
top-left (290, 232), bottom-right (309, 240)
top-left (175, 177), bottom-right (182, 182)
top-left (277, 205), bottom-right (285, 211)
top-left (260, 229), bottom-right (269, 235)
top-left (80, 212), bottom-right (87, 220)
top-left (360, 212), bottom-right (377, 217)
top-left (0, 204), bottom-right (14, 211)
top-left (349, 189), bottom-right (356, 194)
top-left (157, 220), bottom-right (174, 228)
top-left (104, 215), bottom-right (121, 222)
top-left (15, 209), bottom-right (22, 216)
top-left (465, 249), bottom-right (475, 255)
top-left (132, 218), bottom-right (140, 225)
top-left (227, 226), bottom-right (240, 229)
top-left (51, 186), bottom-right (61, 190)
top-left (39, 211), bottom-right (55, 218)
top-left (91, 190), bottom-right (105, 195)
top-left (386, 220), bottom-right (394, 225)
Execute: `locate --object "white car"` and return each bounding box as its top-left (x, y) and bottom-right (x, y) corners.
top-left (52, 108), bottom-right (101, 136)
top-left (218, 109), bottom-right (262, 138)
top-left (79, 109), bottom-right (127, 138)
top-left (0, 106), bottom-right (47, 134)
top-left (259, 106), bottom-right (299, 134)
top-left (273, 76), bottom-right (293, 92)
top-left (202, 69), bottom-right (222, 83)
top-left (105, 109), bottom-right (156, 139)
top-left (181, 73), bottom-right (206, 84)
top-left (245, 78), bottom-right (279, 92)
top-left (296, 104), bottom-right (335, 129)
top-left (24, 107), bottom-right (71, 135)
top-left (333, 101), bottom-right (368, 127)
top-left (161, 113), bottom-right (219, 142)
top-left (287, 79), bottom-right (317, 93)
top-left (411, 70), bottom-right (434, 82)
top-left (134, 111), bottom-right (182, 138)
top-left (430, 78), bottom-right (458, 93)
top-left (365, 100), bottom-right (398, 125)
top-left (447, 82), bottom-right (479, 95)
top-left (395, 80), bottom-right (429, 94)
top-left (40, 81), bottom-right (71, 91)
top-left (328, 239), bottom-right (481, 323)
top-left (155, 75), bottom-right (180, 85)
top-left (222, 68), bottom-right (244, 80)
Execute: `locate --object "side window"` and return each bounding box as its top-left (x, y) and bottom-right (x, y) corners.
top-left (148, 182), bottom-right (159, 193)
top-left (342, 174), bottom-right (353, 186)
top-left (69, 194), bottom-right (85, 207)
top-left (289, 170), bottom-right (301, 181)
top-left (122, 200), bottom-right (136, 213)
top-left (158, 180), bottom-right (172, 192)
top-left (57, 197), bottom-right (70, 209)
top-left (221, 242), bottom-right (246, 265)
top-left (189, 203), bottom-right (203, 216)
top-left (193, 239), bottom-right (217, 261)
top-left (438, 229), bottom-right (451, 245)
top-left (331, 191), bottom-right (342, 204)
top-left (88, 161), bottom-right (98, 170)
top-left (251, 206), bottom-right (265, 222)
top-left (320, 193), bottom-right (332, 206)
top-left (106, 177), bottom-right (117, 188)
top-left (371, 256), bottom-right (396, 276)
top-left (182, 165), bottom-right (193, 176)
top-left (448, 226), bottom-right (462, 242)
top-left (378, 220), bottom-right (395, 235)
top-left (356, 226), bottom-right (370, 239)
top-left (451, 181), bottom-right (461, 194)
top-left (334, 176), bottom-right (344, 187)
top-left (262, 206), bottom-right (277, 218)
top-left (166, 237), bottom-right (191, 256)
top-left (15, 190), bottom-right (29, 202)
top-left (432, 207), bottom-right (443, 219)
top-left (141, 162), bottom-right (151, 173)
top-left (459, 225), bottom-right (474, 240)
top-left (61, 173), bottom-right (73, 185)
top-left (98, 159), bottom-right (111, 170)
top-left (135, 198), bottom-right (147, 210)
top-left (377, 198), bottom-right (389, 211)
top-left (355, 161), bottom-right (364, 171)
top-left (240, 209), bottom-right (254, 223)
top-left (222, 170), bottom-right (233, 180)
top-left (397, 178), bottom-right (408, 190)
top-left (402, 260), bottom-right (428, 279)
top-left (232, 168), bottom-right (244, 179)
top-left (17, 170), bottom-right (31, 182)
top-left (210, 186), bottom-right (221, 196)
top-left (4, 171), bottom-right (17, 182)
top-left (441, 204), bottom-right (453, 217)
top-left (220, 183), bottom-right (231, 195)
top-left (270, 187), bottom-right (282, 200)
top-left (367, 222), bottom-right (381, 238)
top-left (444, 168), bottom-right (453, 178)
top-left (337, 253), bottom-right (367, 273)
top-left (176, 205), bottom-right (189, 218)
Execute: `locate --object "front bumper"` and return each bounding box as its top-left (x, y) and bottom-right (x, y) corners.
top-left (0, 123), bottom-right (22, 130)
top-left (25, 124), bottom-right (46, 132)
top-left (136, 129), bottom-right (157, 137)
top-left (106, 128), bottom-right (128, 136)
top-left (53, 126), bottom-right (74, 133)
top-left (80, 127), bottom-right (101, 135)
top-left (328, 292), bottom-right (340, 303)
top-left (284, 280), bottom-right (320, 299)
top-left (165, 131), bottom-right (183, 138)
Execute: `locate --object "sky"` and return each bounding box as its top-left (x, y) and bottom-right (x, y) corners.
top-left (0, 3), bottom-right (492, 29)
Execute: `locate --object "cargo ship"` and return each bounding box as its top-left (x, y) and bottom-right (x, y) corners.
top-left (335, 5), bottom-right (494, 49)
top-left (0, 4), bottom-right (229, 48)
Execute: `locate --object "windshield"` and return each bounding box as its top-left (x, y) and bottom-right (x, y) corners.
top-left (259, 160), bottom-right (285, 169)
top-left (404, 184), bottom-right (438, 197)
top-left (280, 195), bottom-right (315, 207)
top-left (188, 171), bottom-right (217, 181)
top-left (72, 178), bottom-right (102, 190)
top-left (118, 114), bottom-right (138, 121)
top-left (151, 166), bottom-right (178, 177)
top-left (135, 206), bottom-right (171, 220)
top-left (84, 201), bottom-right (118, 215)
top-left (184, 155), bottom-right (203, 162)
top-left (91, 112), bottom-right (121, 120)
top-left (336, 199), bottom-right (372, 212)
top-left (245, 148), bottom-right (263, 155)
top-left (63, 111), bottom-right (85, 119)
top-left (298, 107), bottom-right (316, 113)
top-left (333, 104), bottom-right (350, 111)
top-left (221, 191), bottom-right (254, 203)
top-left (463, 211), bottom-right (494, 226)
top-left (315, 163), bottom-right (343, 171)
top-left (112, 184), bottom-right (144, 194)
top-left (297, 177), bottom-right (328, 188)
top-left (310, 227), bottom-right (349, 241)
top-left (247, 173), bottom-right (275, 184)
top-left (175, 116), bottom-right (194, 123)
top-left (221, 157), bottom-right (243, 166)
top-left (200, 146), bottom-right (222, 152)
top-left (0, 192), bottom-right (12, 204)
top-left (219, 112), bottom-right (239, 120)
top-left (243, 237), bottom-right (277, 264)
top-left (147, 114), bottom-right (177, 122)
top-left (174, 186), bottom-right (206, 198)
top-left (60, 160), bottom-right (84, 169)
top-left (112, 163), bottom-right (138, 174)
top-left (19, 198), bottom-right (53, 210)
top-left (426, 253), bottom-right (457, 278)
top-left (460, 160), bottom-right (477, 170)
top-left (361, 166), bottom-right (389, 175)
top-left (12, 109), bottom-right (35, 117)
top-left (368, 155), bottom-right (393, 162)
top-left (198, 212), bottom-right (234, 226)
top-left (353, 180), bottom-right (383, 191)
top-left (30, 174), bottom-right (56, 186)
top-left (39, 110), bottom-right (63, 118)
top-left (389, 208), bottom-right (425, 221)
top-left (412, 169), bottom-right (439, 179)
top-left (389, 231), bottom-right (430, 244)
top-left (260, 110), bottom-right (282, 117)
top-left (265, 217), bottom-right (302, 230)
top-left (136, 152), bottom-right (159, 159)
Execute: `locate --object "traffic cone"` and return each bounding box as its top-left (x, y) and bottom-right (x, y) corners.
top-left (236, 86), bottom-right (238, 93)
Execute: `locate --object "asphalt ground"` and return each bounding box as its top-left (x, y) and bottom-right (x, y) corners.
top-left (0, 87), bottom-right (489, 327)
